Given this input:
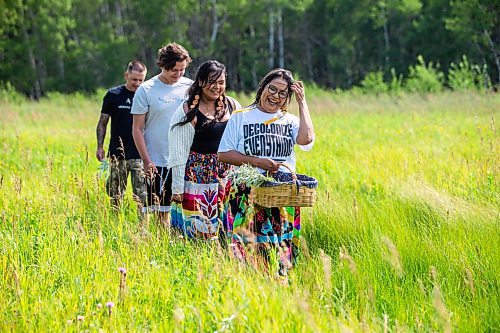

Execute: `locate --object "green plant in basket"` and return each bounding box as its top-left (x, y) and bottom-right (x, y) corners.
top-left (226, 164), bottom-right (274, 188)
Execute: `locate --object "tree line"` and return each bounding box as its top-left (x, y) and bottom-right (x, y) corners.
top-left (0, 0), bottom-right (498, 98)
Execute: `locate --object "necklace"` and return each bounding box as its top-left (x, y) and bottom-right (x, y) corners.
top-left (198, 105), bottom-right (216, 118)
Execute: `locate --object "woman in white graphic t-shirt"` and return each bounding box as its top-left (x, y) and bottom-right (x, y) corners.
top-left (218, 68), bottom-right (315, 277)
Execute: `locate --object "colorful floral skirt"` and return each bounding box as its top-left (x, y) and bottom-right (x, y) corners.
top-left (171, 151), bottom-right (232, 240)
top-left (227, 185), bottom-right (301, 274)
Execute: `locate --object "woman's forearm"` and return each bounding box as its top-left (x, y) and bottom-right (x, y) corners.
top-left (219, 151), bottom-right (279, 171)
top-left (219, 151), bottom-right (259, 166)
top-left (296, 99), bottom-right (315, 145)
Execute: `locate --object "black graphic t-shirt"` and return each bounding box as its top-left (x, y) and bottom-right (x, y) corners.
top-left (101, 85), bottom-right (140, 160)
top-left (218, 106), bottom-right (314, 172)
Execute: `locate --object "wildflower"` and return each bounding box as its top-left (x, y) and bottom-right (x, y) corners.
top-left (97, 303), bottom-right (103, 309)
top-left (77, 315), bottom-right (85, 321)
top-left (106, 301), bottom-right (115, 316)
top-left (119, 267), bottom-right (127, 299)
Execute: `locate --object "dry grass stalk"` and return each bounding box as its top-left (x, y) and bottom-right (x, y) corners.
top-left (11, 265), bottom-right (22, 298)
top-left (417, 278), bottom-right (427, 296)
top-left (381, 236), bottom-right (403, 276)
top-left (13, 175), bottom-right (22, 195)
top-left (339, 245), bottom-right (357, 274)
top-left (173, 305), bottom-right (185, 333)
top-left (319, 249), bottom-right (332, 291)
top-left (352, 196), bottom-right (359, 220)
top-left (430, 266), bottom-right (452, 333)
top-left (414, 312), bottom-right (423, 330)
top-left (464, 267), bottom-right (476, 296)
top-left (299, 236), bottom-right (311, 260)
top-left (98, 229), bottom-right (104, 255)
top-left (295, 290), bottom-right (320, 333)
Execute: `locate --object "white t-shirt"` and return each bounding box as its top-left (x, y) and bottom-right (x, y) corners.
top-left (218, 106), bottom-right (313, 172)
top-left (131, 75), bottom-right (192, 167)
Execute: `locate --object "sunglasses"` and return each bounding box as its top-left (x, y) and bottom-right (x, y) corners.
top-left (267, 84), bottom-right (289, 99)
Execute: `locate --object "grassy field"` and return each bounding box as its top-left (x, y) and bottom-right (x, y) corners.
top-left (0, 90), bottom-right (498, 332)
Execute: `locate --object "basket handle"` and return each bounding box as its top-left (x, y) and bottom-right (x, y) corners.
top-left (265, 162), bottom-right (297, 179)
top-left (267, 163), bottom-right (300, 195)
top-left (276, 162), bottom-right (297, 182)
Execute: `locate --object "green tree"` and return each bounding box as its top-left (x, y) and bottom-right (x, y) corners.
top-left (446, 0), bottom-right (499, 85)
top-left (0, 0), bottom-right (73, 97)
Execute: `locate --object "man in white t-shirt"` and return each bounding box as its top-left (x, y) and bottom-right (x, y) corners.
top-left (131, 43), bottom-right (193, 225)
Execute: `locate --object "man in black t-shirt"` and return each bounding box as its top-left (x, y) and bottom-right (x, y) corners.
top-left (96, 61), bottom-right (148, 209)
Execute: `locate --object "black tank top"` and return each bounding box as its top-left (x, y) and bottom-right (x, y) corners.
top-left (190, 110), bottom-right (228, 154)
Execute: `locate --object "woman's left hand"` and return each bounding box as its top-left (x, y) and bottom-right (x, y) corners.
top-left (291, 81), bottom-right (305, 102)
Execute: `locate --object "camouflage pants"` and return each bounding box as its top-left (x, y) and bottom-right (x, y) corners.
top-left (106, 158), bottom-right (147, 206)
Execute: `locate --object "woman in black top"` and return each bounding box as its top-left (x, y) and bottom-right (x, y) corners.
top-left (168, 60), bottom-right (241, 240)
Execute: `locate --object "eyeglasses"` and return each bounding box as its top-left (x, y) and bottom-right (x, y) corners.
top-left (267, 84), bottom-right (288, 99)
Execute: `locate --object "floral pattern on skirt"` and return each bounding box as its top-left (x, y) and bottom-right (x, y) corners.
top-left (171, 151), bottom-right (232, 240)
top-left (227, 185), bottom-right (301, 275)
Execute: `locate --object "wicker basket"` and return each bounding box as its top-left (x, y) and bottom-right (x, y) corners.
top-left (254, 163), bottom-right (317, 208)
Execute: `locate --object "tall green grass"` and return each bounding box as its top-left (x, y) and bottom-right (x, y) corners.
top-left (0, 90), bottom-right (498, 332)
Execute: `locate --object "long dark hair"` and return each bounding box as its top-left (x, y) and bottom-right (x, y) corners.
top-left (174, 60), bottom-right (228, 128)
top-left (252, 68), bottom-right (294, 108)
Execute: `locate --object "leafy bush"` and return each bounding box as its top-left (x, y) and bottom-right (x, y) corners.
top-left (0, 81), bottom-right (26, 103)
top-left (389, 68), bottom-right (404, 95)
top-left (448, 55), bottom-right (491, 91)
top-left (361, 71), bottom-right (388, 94)
top-left (406, 55), bottom-right (444, 93)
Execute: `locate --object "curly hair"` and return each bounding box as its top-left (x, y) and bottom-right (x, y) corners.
top-left (252, 68), bottom-right (294, 107)
top-left (156, 43), bottom-right (192, 70)
top-left (173, 60), bottom-right (228, 128)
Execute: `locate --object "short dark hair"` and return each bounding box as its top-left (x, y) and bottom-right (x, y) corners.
top-left (253, 68), bottom-right (294, 107)
top-left (156, 43), bottom-right (192, 70)
top-left (127, 60), bottom-right (147, 73)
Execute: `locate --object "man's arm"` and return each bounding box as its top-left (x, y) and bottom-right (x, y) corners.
top-left (132, 114), bottom-right (157, 175)
top-left (96, 113), bottom-right (110, 161)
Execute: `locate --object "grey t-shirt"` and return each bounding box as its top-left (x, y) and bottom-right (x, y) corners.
top-left (131, 75), bottom-right (192, 167)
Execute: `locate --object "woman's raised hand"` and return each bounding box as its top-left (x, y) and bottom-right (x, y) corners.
top-left (291, 81), bottom-right (305, 102)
